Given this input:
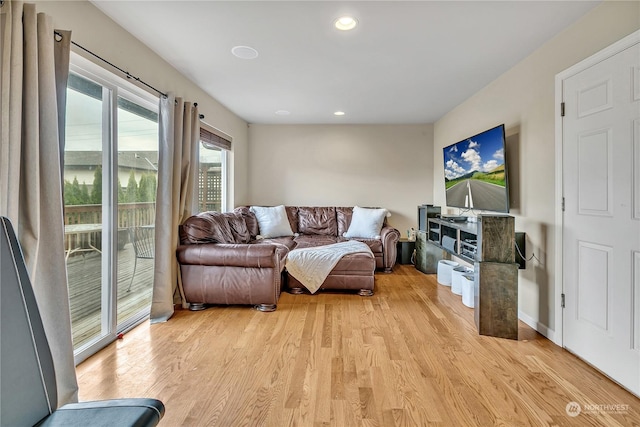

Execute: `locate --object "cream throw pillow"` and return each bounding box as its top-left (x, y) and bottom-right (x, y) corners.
top-left (343, 206), bottom-right (389, 239)
top-left (249, 205), bottom-right (294, 239)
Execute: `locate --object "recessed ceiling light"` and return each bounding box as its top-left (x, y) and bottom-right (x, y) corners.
top-left (334, 16), bottom-right (358, 31)
top-left (231, 45), bottom-right (259, 59)
top-left (334, 111), bottom-right (345, 116)
top-left (275, 110), bottom-right (290, 116)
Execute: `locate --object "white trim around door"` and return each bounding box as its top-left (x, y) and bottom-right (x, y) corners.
top-left (554, 29), bottom-right (640, 348)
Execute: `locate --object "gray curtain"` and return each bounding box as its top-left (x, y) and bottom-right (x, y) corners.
top-left (0, 1), bottom-right (78, 405)
top-left (151, 94), bottom-right (199, 322)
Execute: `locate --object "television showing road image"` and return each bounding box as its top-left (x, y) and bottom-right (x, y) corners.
top-left (443, 124), bottom-right (509, 213)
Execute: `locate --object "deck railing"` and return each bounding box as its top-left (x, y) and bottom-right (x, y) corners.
top-left (64, 202), bottom-right (156, 252)
top-left (64, 202), bottom-right (156, 227)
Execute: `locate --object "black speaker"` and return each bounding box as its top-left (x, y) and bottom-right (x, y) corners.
top-left (418, 205), bottom-right (441, 231)
top-left (515, 231), bottom-right (526, 269)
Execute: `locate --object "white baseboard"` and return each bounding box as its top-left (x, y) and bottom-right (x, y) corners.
top-left (519, 311), bottom-right (557, 344)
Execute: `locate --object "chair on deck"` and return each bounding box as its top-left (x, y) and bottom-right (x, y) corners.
top-left (127, 225), bottom-right (155, 292)
top-left (0, 216), bottom-right (165, 426)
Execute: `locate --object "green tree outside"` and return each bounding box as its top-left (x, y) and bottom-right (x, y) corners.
top-left (137, 172), bottom-right (157, 202)
top-left (125, 170), bottom-right (138, 203)
top-left (64, 168), bottom-right (156, 206)
top-left (117, 178), bottom-right (125, 203)
top-left (64, 176), bottom-right (91, 205)
top-left (91, 166), bottom-right (102, 204)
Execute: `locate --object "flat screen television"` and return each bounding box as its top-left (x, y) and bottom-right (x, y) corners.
top-left (443, 124), bottom-right (509, 213)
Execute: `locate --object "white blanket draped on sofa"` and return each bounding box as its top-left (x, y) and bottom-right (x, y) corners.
top-left (285, 241), bottom-right (373, 294)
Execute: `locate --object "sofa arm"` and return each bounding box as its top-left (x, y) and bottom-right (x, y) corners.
top-left (176, 243), bottom-right (288, 269)
top-left (380, 226), bottom-right (401, 272)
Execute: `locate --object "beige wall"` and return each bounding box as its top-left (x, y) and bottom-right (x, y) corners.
top-left (248, 124), bottom-right (434, 235)
top-left (433, 1), bottom-right (640, 340)
top-left (34, 0), bottom-right (250, 208)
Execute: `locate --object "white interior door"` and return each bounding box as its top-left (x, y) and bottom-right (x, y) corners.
top-left (562, 38), bottom-right (640, 396)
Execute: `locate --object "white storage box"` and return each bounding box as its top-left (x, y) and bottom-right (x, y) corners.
top-left (452, 266), bottom-right (473, 295)
top-left (437, 260), bottom-right (459, 286)
top-left (461, 274), bottom-right (475, 308)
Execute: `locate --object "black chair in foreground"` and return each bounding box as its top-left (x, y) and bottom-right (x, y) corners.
top-left (0, 216), bottom-right (165, 427)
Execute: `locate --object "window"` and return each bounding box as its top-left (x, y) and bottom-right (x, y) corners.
top-left (64, 53), bottom-right (158, 363)
top-left (197, 126), bottom-right (231, 213)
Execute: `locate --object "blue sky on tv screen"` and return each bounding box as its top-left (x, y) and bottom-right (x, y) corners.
top-left (443, 126), bottom-right (505, 181)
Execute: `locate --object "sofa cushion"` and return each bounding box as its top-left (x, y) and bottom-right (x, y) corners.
top-left (343, 206), bottom-right (388, 239)
top-left (258, 236), bottom-right (297, 251)
top-left (285, 206), bottom-right (299, 234)
top-left (221, 212), bottom-right (251, 244)
top-left (336, 207), bottom-right (353, 236)
top-left (297, 206), bottom-right (337, 236)
top-left (234, 206), bottom-right (260, 238)
top-left (294, 234), bottom-right (340, 248)
top-left (180, 212), bottom-right (235, 244)
top-left (344, 237), bottom-right (383, 254)
top-left (250, 205), bottom-right (295, 238)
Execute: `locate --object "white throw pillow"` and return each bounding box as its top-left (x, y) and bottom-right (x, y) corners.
top-left (343, 206), bottom-right (389, 239)
top-left (249, 205), bottom-right (294, 239)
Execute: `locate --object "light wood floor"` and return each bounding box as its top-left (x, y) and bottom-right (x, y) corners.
top-left (76, 265), bottom-right (640, 426)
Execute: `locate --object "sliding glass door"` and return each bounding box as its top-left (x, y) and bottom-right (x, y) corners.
top-left (64, 73), bottom-right (106, 352)
top-left (64, 57), bottom-right (158, 362)
top-left (115, 96), bottom-right (158, 328)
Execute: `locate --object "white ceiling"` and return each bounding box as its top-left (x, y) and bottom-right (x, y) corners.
top-left (91, 1), bottom-right (600, 124)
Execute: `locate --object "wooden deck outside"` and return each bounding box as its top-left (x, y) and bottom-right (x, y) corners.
top-left (67, 244), bottom-right (154, 349)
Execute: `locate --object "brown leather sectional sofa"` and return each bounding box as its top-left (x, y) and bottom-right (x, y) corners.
top-left (176, 206), bottom-right (400, 312)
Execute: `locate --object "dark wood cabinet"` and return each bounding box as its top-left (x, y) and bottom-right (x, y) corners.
top-left (474, 261), bottom-right (518, 339)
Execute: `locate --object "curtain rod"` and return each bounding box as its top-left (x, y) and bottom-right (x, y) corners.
top-left (54, 31), bottom-right (168, 99)
top-left (54, 31), bottom-right (207, 120)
